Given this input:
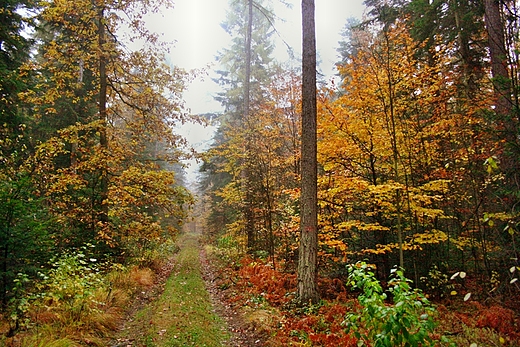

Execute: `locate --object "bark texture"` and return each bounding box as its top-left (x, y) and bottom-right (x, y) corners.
top-left (484, 0), bottom-right (512, 116)
top-left (297, 0), bottom-right (319, 305)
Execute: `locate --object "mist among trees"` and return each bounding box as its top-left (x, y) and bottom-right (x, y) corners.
top-left (1, 0), bottom-right (520, 345)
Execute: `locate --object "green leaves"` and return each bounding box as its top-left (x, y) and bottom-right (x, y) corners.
top-left (484, 156), bottom-right (499, 174)
top-left (344, 262), bottom-right (448, 347)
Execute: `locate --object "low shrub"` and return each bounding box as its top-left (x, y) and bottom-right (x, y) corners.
top-left (343, 262), bottom-right (452, 347)
top-left (2, 247), bottom-right (165, 346)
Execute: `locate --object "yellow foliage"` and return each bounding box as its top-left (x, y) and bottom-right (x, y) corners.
top-left (409, 230), bottom-right (449, 245)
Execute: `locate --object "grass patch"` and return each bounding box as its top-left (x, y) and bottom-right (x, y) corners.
top-left (126, 232), bottom-right (230, 346)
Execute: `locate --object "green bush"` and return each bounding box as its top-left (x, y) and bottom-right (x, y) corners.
top-left (344, 262), bottom-right (452, 347)
top-left (420, 265), bottom-right (455, 299)
top-left (36, 246), bottom-right (105, 320)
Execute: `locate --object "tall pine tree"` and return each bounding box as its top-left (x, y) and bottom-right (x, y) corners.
top-left (206, 0), bottom-right (277, 251)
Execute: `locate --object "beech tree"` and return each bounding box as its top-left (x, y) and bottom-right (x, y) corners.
top-left (22, 0), bottom-right (192, 254)
top-left (195, 0), bottom-right (520, 311)
top-left (324, 21), bottom-right (468, 278)
top-left (201, 66), bottom-right (302, 264)
top-left (327, 1), bottom-right (518, 285)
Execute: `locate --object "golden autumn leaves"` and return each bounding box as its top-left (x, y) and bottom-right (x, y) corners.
top-left (17, 0), bottom-right (193, 251)
top-left (209, 17), bottom-right (502, 274)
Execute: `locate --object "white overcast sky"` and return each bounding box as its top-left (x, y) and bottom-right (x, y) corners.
top-left (145, 0), bottom-right (366, 115)
top-left (142, 0), bottom-right (366, 183)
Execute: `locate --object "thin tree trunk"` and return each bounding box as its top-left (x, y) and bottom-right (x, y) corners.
top-left (244, 0), bottom-right (253, 117)
top-left (382, 29), bottom-right (404, 270)
top-left (98, 6), bottom-right (109, 226)
top-left (297, 0), bottom-right (319, 305)
top-left (1, 234), bottom-right (8, 308)
top-left (244, 0), bottom-right (255, 252)
top-left (71, 59), bottom-right (84, 170)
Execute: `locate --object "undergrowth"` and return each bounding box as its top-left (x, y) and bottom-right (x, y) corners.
top-left (344, 262), bottom-right (450, 347)
top-left (0, 242), bottom-right (175, 347)
top-left (207, 244), bottom-right (520, 347)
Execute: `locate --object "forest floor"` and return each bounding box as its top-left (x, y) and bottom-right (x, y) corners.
top-left (107, 227), bottom-right (520, 347)
top-left (109, 230), bottom-right (265, 347)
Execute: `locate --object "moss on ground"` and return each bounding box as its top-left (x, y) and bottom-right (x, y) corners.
top-left (123, 232), bottom-right (229, 347)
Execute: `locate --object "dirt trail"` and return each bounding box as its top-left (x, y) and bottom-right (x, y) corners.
top-left (109, 230), bottom-right (263, 347)
top-left (199, 245), bottom-right (266, 347)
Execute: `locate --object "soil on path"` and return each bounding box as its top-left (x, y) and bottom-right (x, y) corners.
top-left (199, 247), bottom-right (266, 347)
top-left (109, 231), bottom-right (265, 347)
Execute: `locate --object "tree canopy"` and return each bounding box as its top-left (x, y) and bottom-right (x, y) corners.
top-left (1, 0), bottom-right (520, 344)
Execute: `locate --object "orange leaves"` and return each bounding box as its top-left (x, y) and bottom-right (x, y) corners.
top-left (319, 228), bottom-right (348, 251)
top-left (313, 20), bottom-right (488, 265)
top-left (317, 171), bottom-right (450, 259)
top-left (30, 114), bottom-right (192, 248)
top-left (409, 230), bottom-right (447, 250)
top-left (276, 303), bottom-right (358, 347)
top-left (202, 68), bottom-right (302, 257)
top-left (336, 221), bottom-right (390, 233)
top-left (231, 258), bottom-right (358, 347)
top-left (110, 166), bottom-right (190, 216)
top-left (24, 0), bottom-right (193, 252)
top-left (237, 258), bottom-right (296, 307)
top-left (107, 164), bottom-right (192, 244)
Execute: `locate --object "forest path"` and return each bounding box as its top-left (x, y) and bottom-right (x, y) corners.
top-left (110, 229), bottom-right (263, 347)
top-left (110, 231), bottom-right (229, 346)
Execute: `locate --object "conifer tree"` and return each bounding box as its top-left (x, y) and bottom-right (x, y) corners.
top-left (0, 0), bottom-right (51, 307)
top-left (0, 0), bottom-right (33, 126)
top-left (208, 0), bottom-right (277, 252)
top-left (298, 0), bottom-right (319, 304)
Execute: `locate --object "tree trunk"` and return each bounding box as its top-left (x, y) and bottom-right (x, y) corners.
top-left (381, 29), bottom-right (404, 270)
top-left (98, 6), bottom-right (109, 226)
top-left (244, 0), bottom-right (255, 252)
top-left (244, 0), bottom-right (253, 117)
top-left (451, 0), bottom-right (478, 94)
top-left (297, 0), bottom-right (319, 305)
top-left (484, 0), bottom-right (519, 212)
top-left (484, 0), bottom-right (512, 116)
